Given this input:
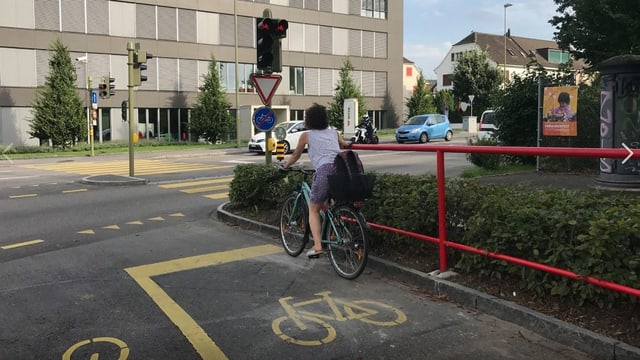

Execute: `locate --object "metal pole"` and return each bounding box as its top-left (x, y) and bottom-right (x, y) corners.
top-left (88, 74), bottom-right (94, 157)
top-left (536, 75), bottom-right (543, 172)
top-left (234, 0), bottom-right (241, 148)
top-left (263, 8), bottom-right (273, 165)
top-left (503, 3), bottom-right (512, 81)
top-left (127, 41), bottom-right (136, 177)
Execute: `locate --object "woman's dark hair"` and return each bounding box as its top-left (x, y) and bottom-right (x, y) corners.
top-left (304, 103), bottom-right (330, 130)
top-left (558, 92), bottom-right (571, 104)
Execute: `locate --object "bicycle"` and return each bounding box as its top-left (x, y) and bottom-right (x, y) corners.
top-left (279, 165), bottom-right (370, 280)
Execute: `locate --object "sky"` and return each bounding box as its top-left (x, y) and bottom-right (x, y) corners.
top-left (403, 0), bottom-right (560, 79)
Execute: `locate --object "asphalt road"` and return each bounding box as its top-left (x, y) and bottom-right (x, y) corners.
top-left (0, 147), bottom-right (597, 359)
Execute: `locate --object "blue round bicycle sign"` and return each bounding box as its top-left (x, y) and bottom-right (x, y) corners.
top-left (253, 106), bottom-right (277, 132)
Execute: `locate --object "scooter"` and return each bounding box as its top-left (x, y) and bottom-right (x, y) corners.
top-left (351, 123), bottom-right (379, 144)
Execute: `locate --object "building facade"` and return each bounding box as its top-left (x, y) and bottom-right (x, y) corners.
top-left (434, 31), bottom-right (586, 91)
top-left (0, 0), bottom-right (403, 146)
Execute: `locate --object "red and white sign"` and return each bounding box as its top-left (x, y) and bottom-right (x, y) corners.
top-left (250, 73), bottom-right (282, 105)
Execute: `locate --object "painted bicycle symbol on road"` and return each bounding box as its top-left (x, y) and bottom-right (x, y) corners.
top-left (271, 291), bottom-right (407, 346)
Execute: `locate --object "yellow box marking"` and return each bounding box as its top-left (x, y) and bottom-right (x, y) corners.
top-left (127, 221), bottom-right (144, 225)
top-left (1, 239), bottom-right (44, 250)
top-left (181, 185), bottom-right (228, 194)
top-left (148, 217), bottom-right (165, 221)
top-left (125, 244), bottom-right (281, 360)
top-left (103, 225), bottom-right (120, 230)
top-left (77, 230), bottom-right (95, 235)
top-left (159, 178), bottom-right (232, 189)
top-left (9, 194), bottom-right (37, 199)
top-left (204, 193), bottom-right (229, 200)
top-left (22, 160), bottom-right (233, 176)
top-left (62, 188), bottom-right (88, 194)
top-left (169, 213), bottom-right (185, 217)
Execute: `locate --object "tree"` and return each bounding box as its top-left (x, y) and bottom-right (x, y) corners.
top-left (405, 71), bottom-right (435, 118)
top-left (451, 50), bottom-right (502, 117)
top-left (327, 59), bottom-right (367, 130)
top-left (433, 89), bottom-right (455, 117)
top-left (550, 0), bottom-right (640, 67)
top-left (189, 55), bottom-right (235, 144)
top-left (29, 39), bottom-right (85, 148)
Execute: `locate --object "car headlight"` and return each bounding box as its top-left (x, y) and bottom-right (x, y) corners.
top-left (411, 128), bottom-right (419, 133)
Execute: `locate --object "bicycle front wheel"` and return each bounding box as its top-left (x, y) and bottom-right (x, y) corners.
top-left (327, 205), bottom-right (369, 279)
top-left (280, 194), bottom-right (309, 257)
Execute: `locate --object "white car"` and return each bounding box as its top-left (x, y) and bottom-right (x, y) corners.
top-left (248, 121), bottom-right (308, 154)
top-left (478, 110), bottom-right (497, 140)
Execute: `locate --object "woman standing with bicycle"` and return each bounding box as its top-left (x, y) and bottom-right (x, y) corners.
top-left (282, 103), bottom-right (351, 258)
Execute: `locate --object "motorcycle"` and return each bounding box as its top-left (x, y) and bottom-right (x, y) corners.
top-left (350, 123), bottom-right (379, 144)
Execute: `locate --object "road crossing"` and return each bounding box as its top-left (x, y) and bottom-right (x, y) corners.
top-left (158, 177), bottom-right (232, 200)
top-left (21, 159), bottom-right (232, 176)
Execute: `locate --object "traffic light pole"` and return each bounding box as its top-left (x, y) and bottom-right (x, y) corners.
top-left (127, 41), bottom-right (136, 177)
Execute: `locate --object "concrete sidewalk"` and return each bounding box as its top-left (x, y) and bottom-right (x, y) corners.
top-left (216, 203), bottom-right (640, 360)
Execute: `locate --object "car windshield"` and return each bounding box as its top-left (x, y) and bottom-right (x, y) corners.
top-left (275, 122), bottom-right (295, 131)
top-left (482, 112), bottom-right (496, 125)
top-left (406, 116), bottom-right (427, 125)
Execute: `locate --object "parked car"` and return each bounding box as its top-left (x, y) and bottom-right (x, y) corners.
top-left (478, 110), bottom-right (497, 140)
top-left (94, 128), bottom-right (111, 141)
top-left (395, 114), bottom-right (453, 143)
top-left (248, 121), bottom-right (308, 154)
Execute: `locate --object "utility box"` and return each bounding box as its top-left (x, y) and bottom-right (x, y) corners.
top-left (462, 116), bottom-right (477, 133)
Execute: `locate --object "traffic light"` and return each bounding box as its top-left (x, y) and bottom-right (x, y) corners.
top-left (256, 18), bottom-right (274, 71)
top-left (133, 49), bottom-right (153, 86)
top-left (108, 75), bottom-right (115, 97)
top-left (121, 100), bottom-right (128, 121)
top-left (98, 77), bottom-right (108, 98)
top-left (256, 18), bottom-right (288, 73)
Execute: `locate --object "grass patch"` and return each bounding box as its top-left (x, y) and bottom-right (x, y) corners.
top-left (459, 164), bottom-right (535, 178)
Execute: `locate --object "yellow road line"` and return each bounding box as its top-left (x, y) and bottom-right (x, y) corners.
top-left (9, 194), bottom-right (37, 199)
top-left (125, 244), bottom-right (281, 360)
top-left (62, 188), bottom-right (88, 194)
top-left (203, 193), bottom-right (229, 200)
top-left (181, 185), bottom-right (228, 193)
top-left (159, 178), bottom-right (232, 189)
top-left (21, 160), bottom-right (232, 176)
top-left (1, 239), bottom-right (44, 250)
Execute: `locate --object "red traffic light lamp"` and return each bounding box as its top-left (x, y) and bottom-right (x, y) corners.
top-left (98, 77), bottom-right (108, 98)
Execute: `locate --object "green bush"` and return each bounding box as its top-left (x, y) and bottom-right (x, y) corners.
top-left (229, 165), bottom-right (640, 308)
top-left (466, 137), bottom-right (503, 170)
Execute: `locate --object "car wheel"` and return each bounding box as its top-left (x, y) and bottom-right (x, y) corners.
top-left (419, 132), bottom-right (429, 143)
top-left (283, 141), bottom-right (291, 154)
top-left (445, 131), bottom-right (453, 141)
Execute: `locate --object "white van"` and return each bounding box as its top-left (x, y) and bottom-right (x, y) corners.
top-left (478, 110), bottom-right (497, 140)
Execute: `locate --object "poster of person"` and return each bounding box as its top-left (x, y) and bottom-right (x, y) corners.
top-left (542, 86), bottom-right (578, 136)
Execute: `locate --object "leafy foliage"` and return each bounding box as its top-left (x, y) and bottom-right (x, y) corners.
top-left (451, 50), bottom-right (502, 117)
top-left (405, 71), bottom-right (436, 118)
top-left (29, 39), bottom-right (85, 149)
top-left (433, 89), bottom-right (456, 118)
top-left (550, 0), bottom-right (640, 67)
top-left (230, 166), bottom-right (640, 308)
top-left (327, 59), bottom-right (367, 130)
top-left (189, 55), bottom-right (235, 144)
top-left (466, 137), bottom-right (503, 169)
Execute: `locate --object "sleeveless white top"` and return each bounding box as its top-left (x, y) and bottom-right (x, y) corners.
top-left (307, 128), bottom-right (340, 169)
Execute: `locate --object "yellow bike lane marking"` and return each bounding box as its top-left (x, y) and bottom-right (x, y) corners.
top-left (124, 244), bottom-right (281, 360)
top-left (62, 337), bottom-right (130, 360)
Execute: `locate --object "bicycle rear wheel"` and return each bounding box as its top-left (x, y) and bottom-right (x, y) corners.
top-left (327, 205), bottom-right (369, 279)
top-left (280, 194), bottom-right (309, 257)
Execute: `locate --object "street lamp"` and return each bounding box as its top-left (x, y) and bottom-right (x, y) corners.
top-left (504, 3), bottom-right (512, 82)
top-left (74, 55), bottom-right (94, 156)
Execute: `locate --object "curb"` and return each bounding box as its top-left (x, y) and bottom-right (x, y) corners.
top-left (80, 174), bottom-right (148, 186)
top-left (216, 201), bottom-right (640, 360)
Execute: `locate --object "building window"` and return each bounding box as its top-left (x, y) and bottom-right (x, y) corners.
top-left (290, 109), bottom-right (304, 121)
top-left (289, 66), bottom-right (304, 95)
top-left (443, 74), bottom-right (452, 86)
top-left (362, 0), bottom-right (387, 19)
top-left (406, 66), bottom-right (412, 77)
top-left (548, 49), bottom-right (569, 64)
top-left (219, 62), bottom-right (258, 93)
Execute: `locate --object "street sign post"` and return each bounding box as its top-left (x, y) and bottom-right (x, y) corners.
top-left (253, 106), bottom-right (277, 132)
top-left (91, 91), bottom-right (98, 110)
top-left (250, 73), bottom-right (282, 105)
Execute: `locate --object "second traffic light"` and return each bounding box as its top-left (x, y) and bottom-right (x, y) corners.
top-left (108, 75), bottom-right (115, 97)
top-left (133, 49), bottom-right (153, 86)
top-left (98, 77), bottom-right (108, 98)
top-left (256, 18), bottom-right (288, 72)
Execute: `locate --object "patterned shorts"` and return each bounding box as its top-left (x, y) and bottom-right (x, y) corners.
top-left (310, 162), bottom-right (335, 205)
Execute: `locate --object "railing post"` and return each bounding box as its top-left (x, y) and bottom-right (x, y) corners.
top-left (436, 150), bottom-right (448, 272)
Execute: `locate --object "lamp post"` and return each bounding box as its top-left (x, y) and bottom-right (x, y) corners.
top-left (75, 55), bottom-right (94, 156)
top-left (504, 3), bottom-right (512, 82)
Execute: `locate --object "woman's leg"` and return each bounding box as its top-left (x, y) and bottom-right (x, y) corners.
top-left (308, 201), bottom-right (323, 251)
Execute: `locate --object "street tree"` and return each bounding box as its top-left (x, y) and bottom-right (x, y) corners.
top-left (327, 59), bottom-right (367, 130)
top-left (550, 0), bottom-right (640, 67)
top-left (189, 55), bottom-right (235, 144)
top-left (405, 71), bottom-right (435, 118)
top-left (29, 39), bottom-right (85, 148)
top-left (433, 89), bottom-right (456, 117)
top-left (451, 50), bottom-right (502, 117)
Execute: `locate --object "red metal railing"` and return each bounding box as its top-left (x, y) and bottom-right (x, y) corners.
top-left (352, 143), bottom-right (640, 298)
